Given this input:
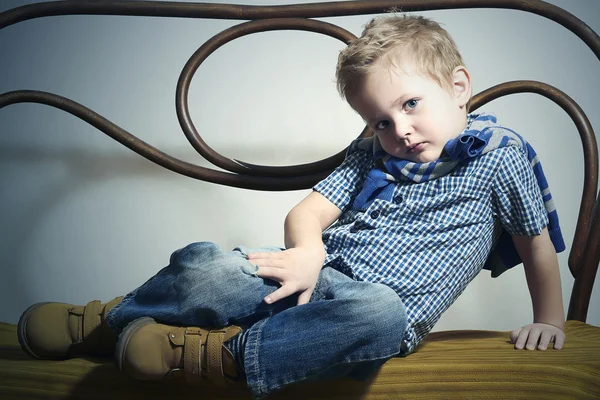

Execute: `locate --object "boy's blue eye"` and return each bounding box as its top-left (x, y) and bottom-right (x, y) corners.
top-left (376, 120), bottom-right (390, 130)
top-left (405, 99), bottom-right (418, 109)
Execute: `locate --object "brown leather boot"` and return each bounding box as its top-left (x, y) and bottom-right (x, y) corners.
top-left (117, 317), bottom-right (244, 388)
top-left (17, 296), bottom-right (123, 359)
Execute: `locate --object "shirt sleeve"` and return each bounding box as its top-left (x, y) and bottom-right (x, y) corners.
top-left (313, 139), bottom-right (375, 212)
top-left (491, 146), bottom-right (549, 236)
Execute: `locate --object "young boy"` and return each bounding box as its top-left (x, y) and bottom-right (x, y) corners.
top-left (17, 14), bottom-right (566, 399)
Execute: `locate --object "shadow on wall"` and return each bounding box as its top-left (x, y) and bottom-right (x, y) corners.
top-left (1, 144), bottom-right (172, 319)
top-left (0, 136), bottom-right (334, 322)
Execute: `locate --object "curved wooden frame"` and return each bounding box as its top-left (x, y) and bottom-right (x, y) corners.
top-left (0, 0), bottom-right (598, 322)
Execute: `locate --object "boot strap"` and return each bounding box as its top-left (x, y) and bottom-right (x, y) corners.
top-left (102, 296), bottom-right (123, 319)
top-left (83, 300), bottom-right (102, 339)
top-left (69, 297), bottom-right (123, 355)
top-left (182, 328), bottom-right (204, 385)
top-left (180, 328), bottom-right (232, 387)
top-left (206, 329), bottom-right (228, 388)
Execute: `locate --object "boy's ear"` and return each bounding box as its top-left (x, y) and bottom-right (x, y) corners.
top-left (452, 66), bottom-right (471, 108)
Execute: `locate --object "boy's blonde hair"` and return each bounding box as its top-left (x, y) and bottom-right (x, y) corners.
top-left (336, 14), bottom-right (465, 100)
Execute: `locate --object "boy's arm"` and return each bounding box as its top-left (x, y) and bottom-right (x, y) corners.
top-left (510, 227), bottom-right (566, 350)
top-left (248, 191), bottom-right (342, 306)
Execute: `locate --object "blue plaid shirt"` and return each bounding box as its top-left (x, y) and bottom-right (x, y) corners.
top-left (314, 140), bottom-right (548, 354)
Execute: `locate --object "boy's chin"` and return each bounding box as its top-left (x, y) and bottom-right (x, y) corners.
top-left (384, 147), bottom-right (442, 163)
top-left (410, 152), bottom-right (443, 163)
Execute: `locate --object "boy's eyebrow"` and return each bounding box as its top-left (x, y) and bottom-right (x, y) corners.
top-left (366, 113), bottom-right (388, 125)
top-left (394, 93), bottom-right (415, 106)
top-left (365, 94), bottom-right (413, 123)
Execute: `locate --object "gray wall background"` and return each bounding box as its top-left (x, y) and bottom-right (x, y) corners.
top-left (1, 0), bottom-right (599, 332)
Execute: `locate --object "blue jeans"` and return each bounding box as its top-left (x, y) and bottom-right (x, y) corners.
top-left (105, 242), bottom-right (408, 398)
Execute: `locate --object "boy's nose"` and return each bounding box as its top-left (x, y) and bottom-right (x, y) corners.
top-left (392, 120), bottom-right (411, 140)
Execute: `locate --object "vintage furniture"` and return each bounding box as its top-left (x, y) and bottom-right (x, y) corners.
top-left (0, 1), bottom-right (598, 399)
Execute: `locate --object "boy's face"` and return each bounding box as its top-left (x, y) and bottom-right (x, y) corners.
top-left (348, 62), bottom-right (471, 163)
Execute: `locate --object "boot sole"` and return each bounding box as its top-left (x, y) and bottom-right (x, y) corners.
top-left (115, 316), bottom-right (156, 374)
top-left (17, 302), bottom-right (61, 359)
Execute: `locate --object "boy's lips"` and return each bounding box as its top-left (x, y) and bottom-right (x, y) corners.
top-left (407, 142), bottom-right (424, 153)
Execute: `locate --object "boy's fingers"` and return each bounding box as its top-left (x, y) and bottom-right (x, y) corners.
top-left (247, 257), bottom-right (286, 269)
top-left (247, 252), bottom-right (281, 260)
top-left (265, 286), bottom-right (295, 304)
top-left (553, 332), bottom-right (565, 350)
top-left (537, 330), bottom-right (553, 351)
top-left (525, 328), bottom-right (541, 350)
top-left (514, 329), bottom-right (529, 349)
top-left (255, 266), bottom-right (285, 282)
top-left (509, 328), bottom-right (521, 344)
top-left (297, 289), bottom-right (313, 306)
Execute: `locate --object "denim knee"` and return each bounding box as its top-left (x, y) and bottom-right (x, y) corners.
top-left (168, 242), bottom-right (255, 286)
top-left (165, 242), bottom-right (288, 327)
top-left (349, 283), bottom-right (408, 353)
top-left (365, 283), bottom-right (407, 330)
top-left (169, 241), bottom-right (222, 268)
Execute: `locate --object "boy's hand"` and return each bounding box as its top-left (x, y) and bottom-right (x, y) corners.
top-left (247, 246), bottom-right (324, 306)
top-left (510, 323), bottom-right (565, 350)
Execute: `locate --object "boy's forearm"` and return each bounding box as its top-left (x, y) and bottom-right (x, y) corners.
top-left (248, 192), bottom-right (340, 305)
top-left (284, 206), bottom-right (326, 260)
top-left (526, 253), bottom-right (564, 329)
top-left (283, 191), bottom-right (341, 260)
top-left (513, 229), bottom-right (565, 329)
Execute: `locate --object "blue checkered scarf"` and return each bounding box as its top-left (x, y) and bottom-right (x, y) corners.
top-left (352, 113), bottom-right (565, 277)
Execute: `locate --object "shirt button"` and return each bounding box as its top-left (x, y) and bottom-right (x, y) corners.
top-left (393, 195), bottom-right (403, 204)
top-left (326, 246), bottom-right (335, 254)
top-left (370, 210), bottom-right (380, 219)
